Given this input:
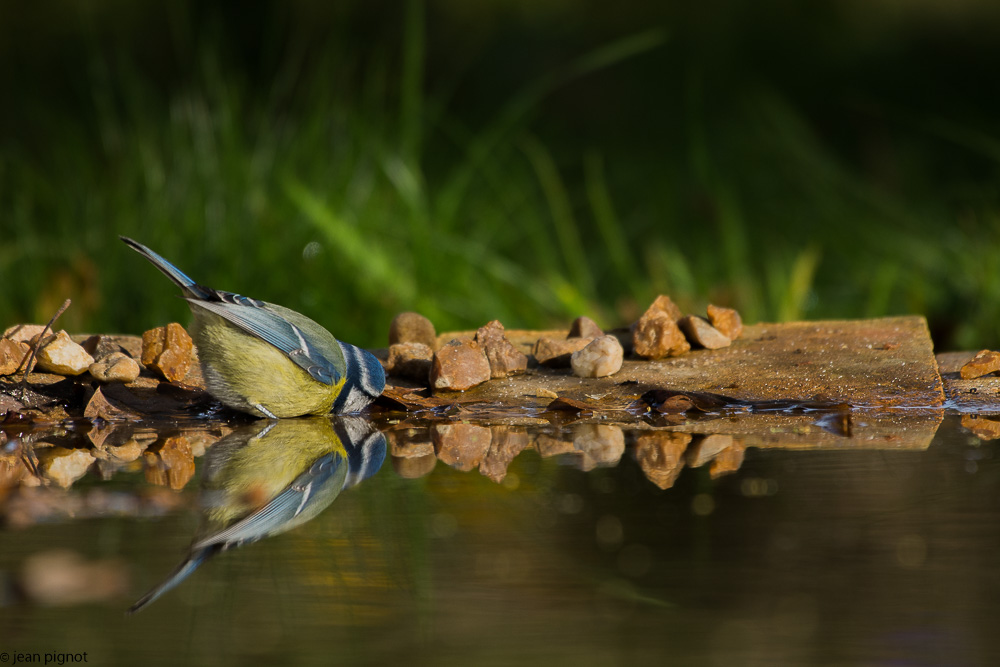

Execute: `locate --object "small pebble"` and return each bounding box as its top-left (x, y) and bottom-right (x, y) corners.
top-left (386, 342), bottom-right (434, 383)
top-left (679, 315), bottom-right (731, 350)
top-left (571, 335), bottom-right (624, 378)
top-left (475, 320), bottom-right (528, 378)
top-left (633, 295), bottom-right (690, 359)
top-left (141, 323), bottom-right (193, 382)
top-left (389, 312), bottom-right (437, 349)
top-left (568, 316), bottom-right (603, 339)
top-left (430, 339), bottom-right (491, 391)
top-left (533, 337), bottom-right (593, 367)
top-left (89, 352), bottom-right (141, 383)
top-left (960, 349), bottom-right (1000, 380)
top-left (35, 331), bottom-right (95, 376)
top-left (707, 304), bottom-right (743, 340)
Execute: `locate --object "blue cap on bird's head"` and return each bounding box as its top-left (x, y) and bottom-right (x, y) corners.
top-left (121, 236), bottom-right (386, 419)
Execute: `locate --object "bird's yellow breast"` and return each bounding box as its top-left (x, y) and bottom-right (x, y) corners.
top-left (190, 312), bottom-right (345, 418)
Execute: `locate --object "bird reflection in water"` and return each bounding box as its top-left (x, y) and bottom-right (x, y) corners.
top-left (128, 416), bottom-right (385, 614)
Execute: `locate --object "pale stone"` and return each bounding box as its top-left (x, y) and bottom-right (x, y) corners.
top-left (39, 447), bottom-right (96, 488)
top-left (89, 352), bottom-right (141, 383)
top-left (386, 342), bottom-right (434, 382)
top-left (571, 335), bottom-right (624, 378)
top-left (679, 315), bottom-right (731, 350)
top-left (35, 331), bottom-right (95, 375)
top-left (3, 324), bottom-right (49, 343)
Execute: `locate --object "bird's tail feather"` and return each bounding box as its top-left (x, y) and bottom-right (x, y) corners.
top-left (120, 236), bottom-right (212, 299)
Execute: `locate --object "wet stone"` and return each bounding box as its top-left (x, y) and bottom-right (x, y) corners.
top-left (961, 414), bottom-right (1000, 441)
top-left (141, 323), bottom-right (194, 382)
top-left (38, 447), bottom-right (96, 488)
top-left (533, 337), bottom-right (593, 367)
top-left (35, 331), bottom-right (95, 376)
top-left (710, 443), bottom-right (746, 478)
top-left (568, 316), bottom-right (603, 339)
top-left (89, 352), bottom-right (142, 383)
top-left (572, 424), bottom-right (625, 470)
top-left (707, 304), bottom-right (743, 341)
top-left (433, 422), bottom-right (492, 471)
top-left (84, 387), bottom-right (145, 421)
top-left (389, 311), bottom-right (437, 350)
top-left (679, 315), bottom-right (731, 350)
top-left (634, 432), bottom-right (691, 490)
top-left (156, 436), bottom-right (195, 490)
top-left (633, 295), bottom-right (690, 359)
top-left (571, 335), bottom-right (624, 378)
top-left (479, 426), bottom-right (531, 483)
top-left (960, 349), bottom-right (1000, 380)
top-left (386, 342), bottom-right (434, 383)
top-left (0, 338), bottom-right (30, 375)
top-left (686, 433), bottom-right (735, 468)
top-left (80, 334), bottom-right (143, 362)
top-left (431, 339), bottom-right (491, 391)
top-left (475, 320), bottom-right (528, 378)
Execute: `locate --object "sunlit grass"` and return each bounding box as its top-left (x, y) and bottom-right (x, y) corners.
top-left (1, 4), bottom-right (999, 351)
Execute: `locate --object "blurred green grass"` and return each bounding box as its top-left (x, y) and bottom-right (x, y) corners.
top-left (1, 1), bottom-right (999, 351)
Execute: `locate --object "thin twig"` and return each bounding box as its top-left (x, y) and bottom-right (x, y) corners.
top-left (17, 298), bottom-right (71, 400)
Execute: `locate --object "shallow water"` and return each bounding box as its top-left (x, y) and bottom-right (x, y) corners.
top-left (2, 413), bottom-right (1000, 666)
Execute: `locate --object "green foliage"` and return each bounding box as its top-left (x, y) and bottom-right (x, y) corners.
top-left (1, 2), bottom-right (999, 350)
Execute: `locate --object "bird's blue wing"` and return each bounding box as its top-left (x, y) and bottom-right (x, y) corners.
top-left (192, 451), bottom-right (346, 550)
top-left (189, 295), bottom-right (340, 386)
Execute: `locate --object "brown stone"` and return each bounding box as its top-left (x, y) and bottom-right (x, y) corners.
top-left (960, 349), bottom-right (1000, 380)
top-left (157, 436), bottom-right (195, 490)
top-left (84, 387), bottom-right (145, 421)
top-left (433, 422), bottom-right (492, 471)
top-left (679, 315), bottom-right (731, 350)
top-left (961, 414), bottom-right (1000, 441)
top-left (80, 334), bottom-right (143, 362)
top-left (633, 296), bottom-right (690, 359)
top-left (571, 335), bottom-right (624, 378)
top-left (386, 342), bottom-right (434, 383)
top-left (534, 433), bottom-right (575, 458)
top-left (568, 316), bottom-right (603, 339)
top-left (89, 352), bottom-right (141, 383)
top-left (0, 338), bottom-right (31, 375)
top-left (389, 311), bottom-right (437, 349)
top-left (430, 339), bottom-right (491, 391)
top-left (533, 337), bottom-right (593, 367)
top-left (707, 304), bottom-right (743, 340)
top-left (475, 320), bottom-right (528, 378)
top-left (686, 433), bottom-right (735, 467)
top-left (709, 443), bottom-right (746, 478)
top-left (141, 323), bottom-right (193, 382)
top-left (634, 432), bottom-right (691, 489)
top-left (35, 331), bottom-right (95, 375)
top-left (387, 428), bottom-right (435, 458)
top-left (479, 427), bottom-right (531, 482)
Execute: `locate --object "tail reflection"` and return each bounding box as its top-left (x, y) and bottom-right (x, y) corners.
top-left (128, 417), bottom-right (385, 614)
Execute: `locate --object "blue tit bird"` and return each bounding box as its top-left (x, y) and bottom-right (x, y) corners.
top-left (121, 237), bottom-right (385, 418)
top-left (127, 417), bottom-right (387, 614)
